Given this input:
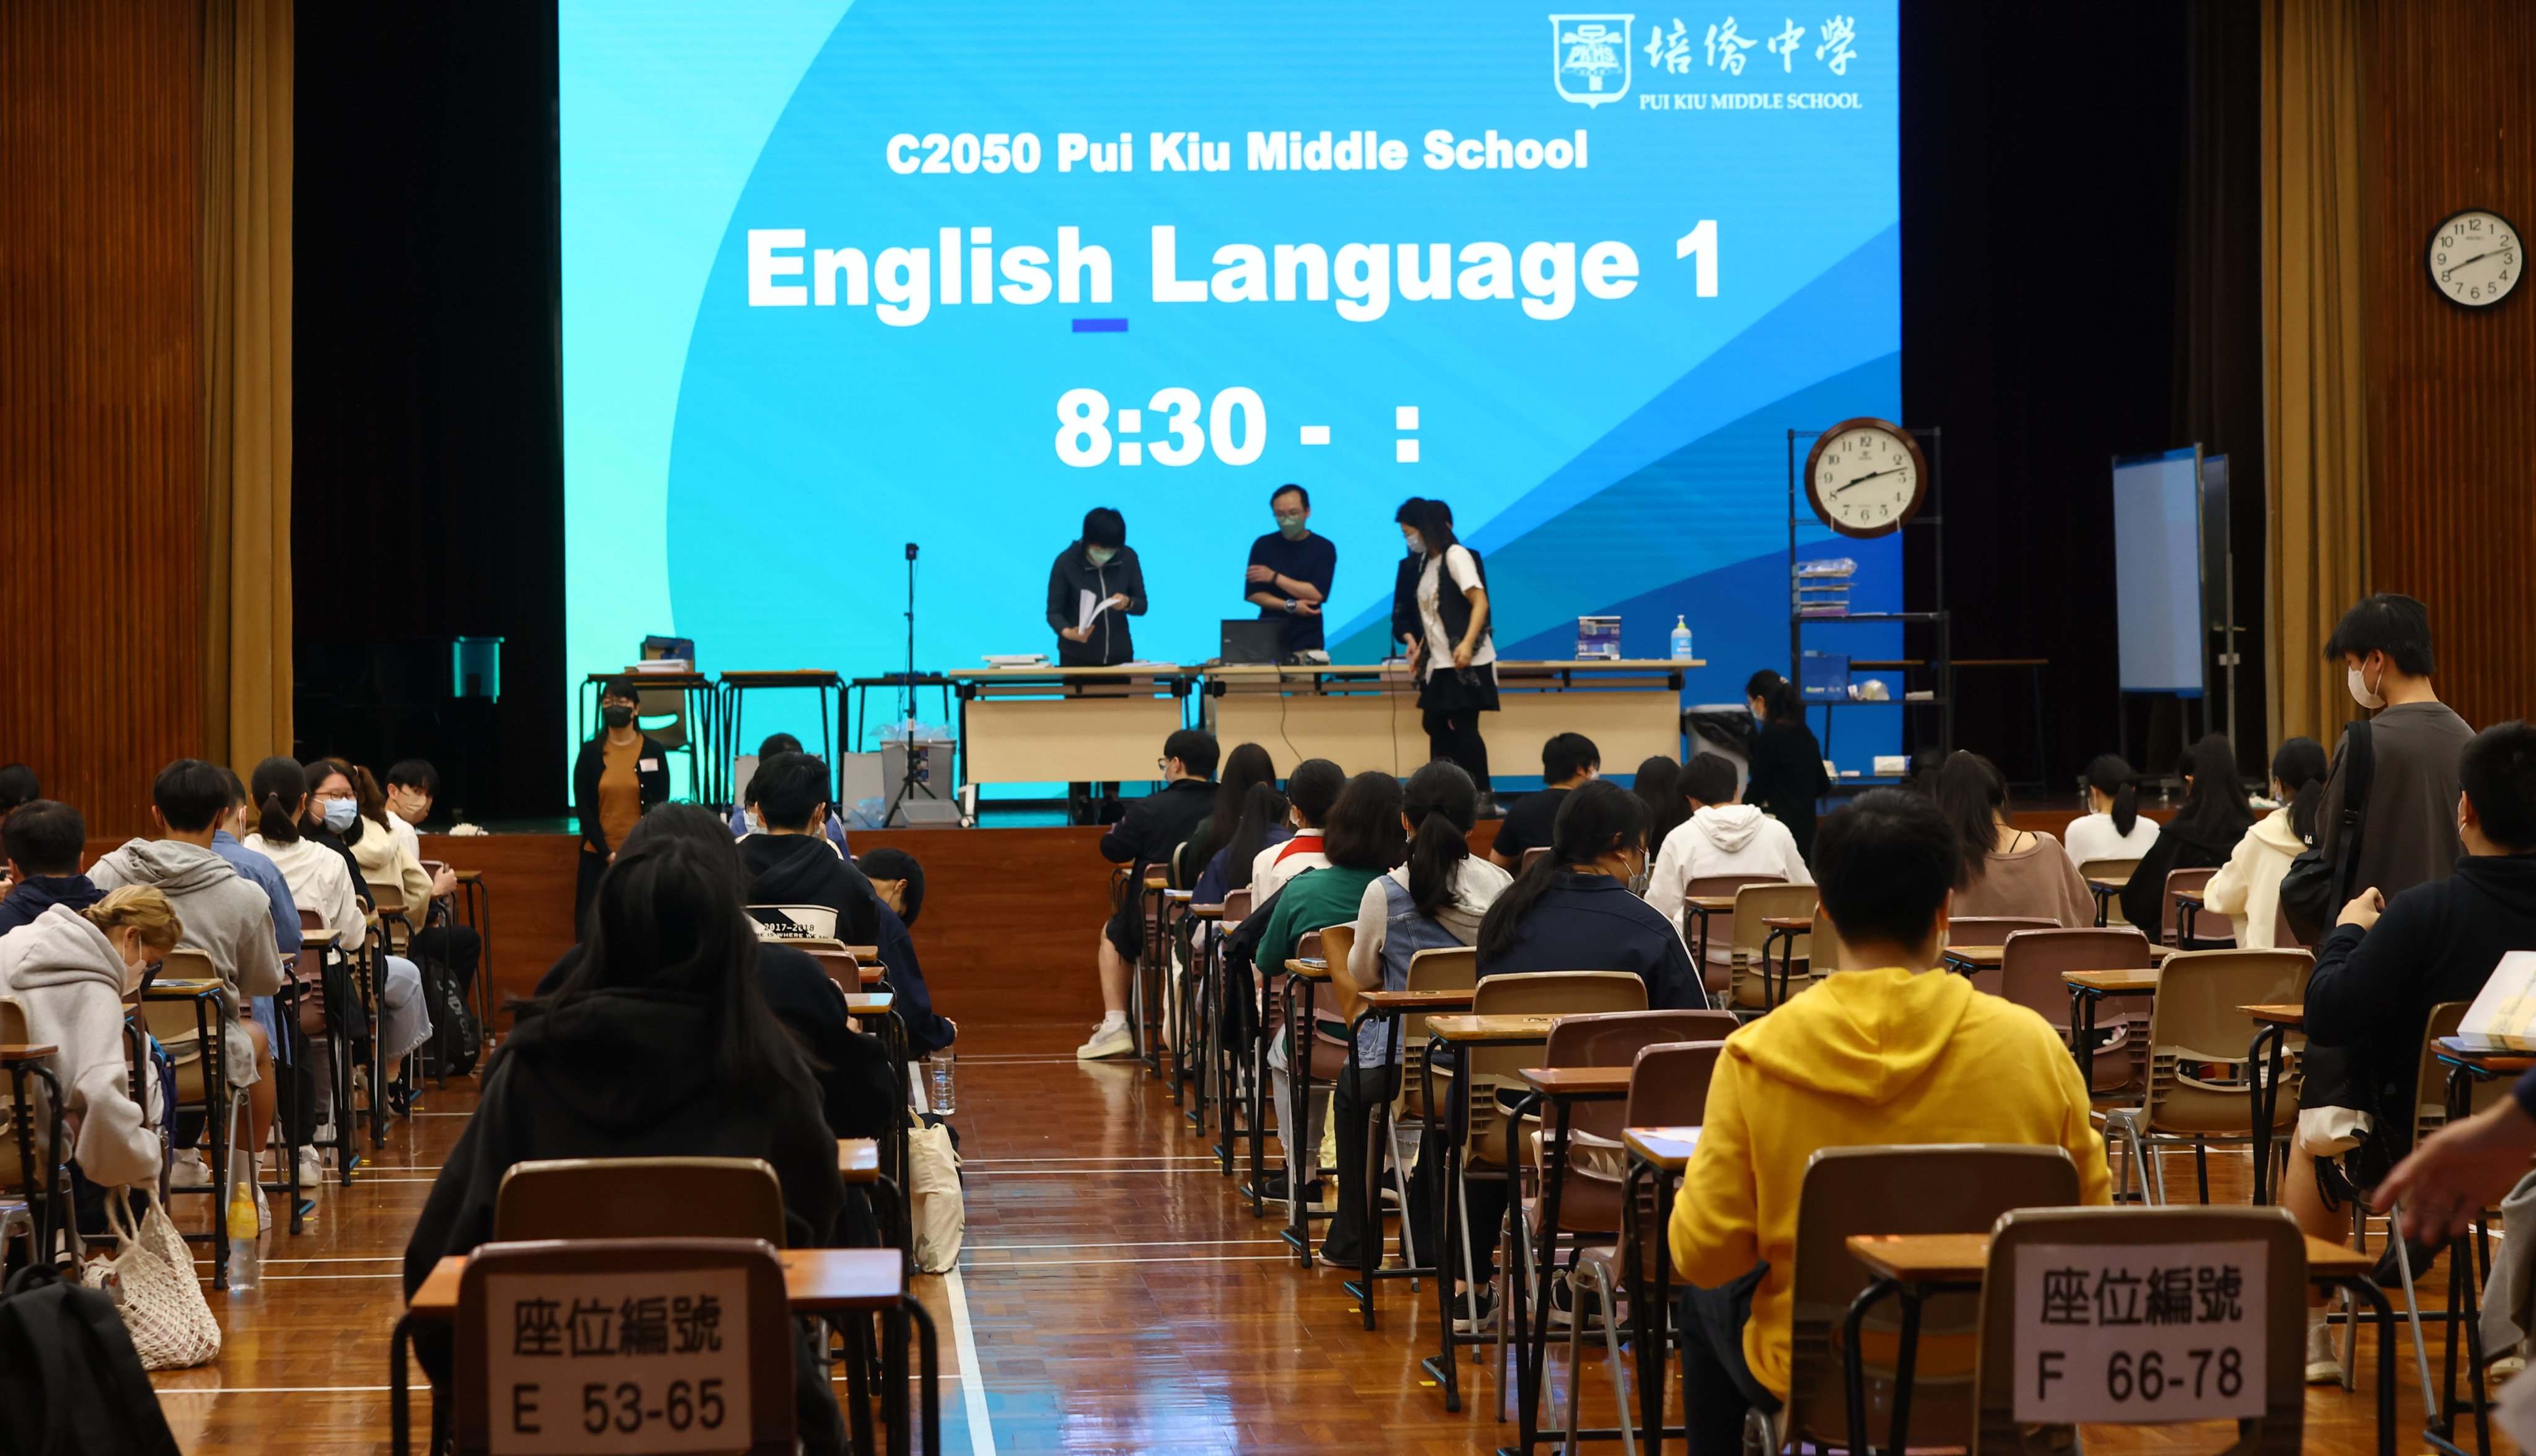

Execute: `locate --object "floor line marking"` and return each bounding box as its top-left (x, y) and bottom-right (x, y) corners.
top-left (945, 1268), bottom-right (998, 1456)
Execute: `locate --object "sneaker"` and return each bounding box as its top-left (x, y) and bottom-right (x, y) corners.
top-left (2306, 1317), bottom-right (2345, 1385)
top-left (171, 1149), bottom-right (210, 1188)
top-left (1547, 1268), bottom-right (1606, 1331)
top-left (1453, 1285), bottom-right (1500, 1334)
top-left (1317, 1246), bottom-right (1365, 1270)
top-left (1075, 1021), bottom-right (1134, 1061)
top-left (297, 1149), bottom-right (325, 1187)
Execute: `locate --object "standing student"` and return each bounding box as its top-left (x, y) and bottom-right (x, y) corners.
top-left (572, 676), bottom-right (672, 937)
top-left (2117, 734), bottom-right (2255, 930)
top-left (1742, 669), bottom-right (1831, 861)
top-left (2315, 593), bottom-right (2477, 903)
top-left (1645, 752), bottom-right (1812, 935)
top-left (2062, 754), bottom-right (2162, 866)
top-left (1397, 498), bottom-right (1498, 794)
top-left (1244, 484), bottom-right (1336, 661)
top-left (1046, 505), bottom-right (1146, 668)
top-left (1931, 751), bottom-right (2095, 927)
top-left (1080, 730), bottom-right (1220, 1060)
top-left (2203, 737), bottom-right (2328, 950)
top-left (1489, 733), bottom-right (1599, 868)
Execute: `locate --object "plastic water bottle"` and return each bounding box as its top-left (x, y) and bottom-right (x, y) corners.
top-left (927, 1052), bottom-right (956, 1116)
top-left (1669, 616), bottom-right (1695, 660)
top-left (227, 1183), bottom-right (261, 1291)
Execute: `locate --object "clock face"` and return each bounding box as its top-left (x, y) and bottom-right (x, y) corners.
top-left (1805, 419), bottom-right (1926, 539)
top-left (2427, 209), bottom-right (2521, 308)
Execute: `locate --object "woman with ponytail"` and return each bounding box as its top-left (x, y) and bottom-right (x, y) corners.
top-left (245, 757), bottom-right (365, 938)
top-left (2117, 734), bottom-right (2257, 930)
top-left (1474, 777), bottom-right (1703, 1008)
top-left (2062, 754), bottom-right (2160, 867)
top-left (1321, 762), bottom-right (1512, 1266)
top-left (1742, 669), bottom-right (1831, 860)
top-left (2203, 736), bottom-right (2328, 949)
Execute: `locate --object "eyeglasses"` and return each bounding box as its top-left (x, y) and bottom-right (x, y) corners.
top-left (1157, 757), bottom-right (1171, 774)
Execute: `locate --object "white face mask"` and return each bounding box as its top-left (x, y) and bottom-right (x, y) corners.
top-left (2346, 662), bottom-right (2386, 712)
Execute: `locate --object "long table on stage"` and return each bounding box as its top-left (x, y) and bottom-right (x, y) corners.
top-left (947, 666), bottom-right (1199, 784)
top-left (1204, 659), bottom-right (1698, 775)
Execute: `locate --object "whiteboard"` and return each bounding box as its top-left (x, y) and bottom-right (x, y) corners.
top-left (2112, 448), bottom-right (2205, 695)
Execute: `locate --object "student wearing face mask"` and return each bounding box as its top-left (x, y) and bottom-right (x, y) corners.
top-left (0, 885), bottom-right (181, 1191)
top-left (1475, 778), bottom-right (1704, 1009)
top-left (2312, 593), bottom-right (2476, 907)
top-left (728, 733), bottom-right (851, 854)
top-left (1046, 506), bottom-right (1146, 668)
top-left (1244, 484), bottom-right (1336, 662)
top-left (574, 677), bottom-right (673, 937)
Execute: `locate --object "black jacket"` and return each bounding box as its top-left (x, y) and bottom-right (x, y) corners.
top-left (401, 988), bottom-right (845, 1414)
top-left (1479, 873), bottom-right (1706, 1010)
top-left (2306, 853), bottom-right (2536, 1145)
top-left (1744, 718), bottom-right (1831, 860)
top-left (572, 733), bottom-right (673, 856)
top-left (1100, 778), bottom-right (1218, 879)
top-left (535, 944), bottom-right (903, 1144)
top-left (2117, 821), bottom-right (2241, 931)
top-left (1045, 541), bottom-right (1148, 666)
top-left (738, 834), bottom-right (881, 946)
top-left (873, 903), bottom-right (955, 1055)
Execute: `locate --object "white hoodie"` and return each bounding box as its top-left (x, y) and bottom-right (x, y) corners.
top-left (2202, 806), bottom-right (2305, 949)
top-left (245, 832), bottom-right (366, 938)
top-left (1646, 804), bottom-right (1812, 936)
top-left (0, 906), bottom-right (159, 1187)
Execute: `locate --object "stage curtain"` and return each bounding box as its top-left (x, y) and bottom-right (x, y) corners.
top-left (2259, 0), bottom-right (2369, 749)
top-left (199, 0), bottom-right (294, 774)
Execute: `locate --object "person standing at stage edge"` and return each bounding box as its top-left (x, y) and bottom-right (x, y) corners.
top-left (1397, 497), bottom-right (1498, 796)
top-left (1046, 506), bottom-right (1146, 667)
top-left (1243, 484), bottom-right (1335, 663)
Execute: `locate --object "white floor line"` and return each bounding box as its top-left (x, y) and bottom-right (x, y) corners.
top-left (945, 1268), bottom-right (997, 1456)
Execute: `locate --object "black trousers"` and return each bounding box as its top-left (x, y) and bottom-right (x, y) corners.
top-left (574, 846), bottom-right (606, 942)
top-left (1676, 1278), bottom-right (1780, 1456)
top-left (1323, 1063), bottom-right (1391, 1266)
top-left (1422, 708), bottom-right (1493, 791)
top-left (409, 924), bottom-right (481, 997)
top-left (1326, 1064), bottom-right (1511, 1282)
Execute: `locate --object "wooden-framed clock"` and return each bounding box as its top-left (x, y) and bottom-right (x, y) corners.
top-left (2426, 208), bottom-right (2521, 309)
top-left (1804, 417), bottom-right (1928, 538)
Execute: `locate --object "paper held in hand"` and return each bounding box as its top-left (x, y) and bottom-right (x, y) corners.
top-left (2011, 1241), bottom-right (2266, 1424)
top-left (2454, 950), bottom-right (2536, 1053)
top-left (1076, 590), bottom-right (1113, 634)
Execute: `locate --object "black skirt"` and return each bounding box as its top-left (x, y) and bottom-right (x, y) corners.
top-left (1417, 660), bottom-right (1500, 714)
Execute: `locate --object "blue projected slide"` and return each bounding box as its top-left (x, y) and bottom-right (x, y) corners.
top-left (561, 2), bottom-right (1901, 770)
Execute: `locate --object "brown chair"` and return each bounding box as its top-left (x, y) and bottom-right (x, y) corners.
top-left (494, 1156), bottom-right (787, 1242)
top-left (452, 1237), bottom-right (798, 1456)
top-left (2077, 857), bottom-right (2143, 926)
top-left (368, 880), bottom-right (416, 956)
top-left (1969, 1206), bottom-right (2306, 1456)
top-left (1947, 916), bottom-right (2060, 949)
top-left (142, 949), bottom-right (253, 1284)
top-left (1522, 846), bottom-right (1551, 871)
top-left (1773, 1144), bottom-right (2083, 1455)
top-left (2272, 899), bottom-right (2305, 951)
top-left (1993, 927), bottom-right (2156, 1094)
top-left (1720, 883), bottom-right (1819, 1008)
top-left (298, 907), bottom-right (325, 935)
top-left (803, 948), bottom-right (862, 994)
top-left (1684, 874), bottom-right (1786, 979)
top-left (2099, 948), bottom-right (2311, 1203)
top-left (2159, 865), bottom-right (2220, 946)
top-left (1222, 887), bottom-right (1253, 926)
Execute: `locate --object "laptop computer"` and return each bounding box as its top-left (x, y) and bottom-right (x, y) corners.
top-left (1220, 618), bottom-right (1286, 665)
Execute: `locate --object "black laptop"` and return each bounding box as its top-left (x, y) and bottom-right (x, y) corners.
top-left (1220, 618), bottom-right (1286, 665)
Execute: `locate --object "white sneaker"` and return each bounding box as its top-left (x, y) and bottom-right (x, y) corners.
top-left (1075, 1021), bottom-right (1135, 1061)
top-left (2306, 1317), bottom-right (2345, 1385)
top-left (297, 1149), bottom-right (325, 1187)
top-left (171, 1149), bottom-right (210, 1188)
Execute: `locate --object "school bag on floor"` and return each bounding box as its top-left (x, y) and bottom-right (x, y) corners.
top-left (0, 1263), bottom-right (182, 1455)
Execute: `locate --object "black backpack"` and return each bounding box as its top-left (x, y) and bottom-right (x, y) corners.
top-left (0, 1265), bottom-right (181, 1456)
top-left (415, 953), bottom-right (480, 1078)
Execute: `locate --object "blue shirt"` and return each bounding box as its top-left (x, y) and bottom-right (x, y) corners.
top-left (212, 829), bottom-right (303, 956)
top-left (1477, 873), bottom-right (1705, 1010)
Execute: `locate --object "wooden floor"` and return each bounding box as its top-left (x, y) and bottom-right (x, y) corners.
top-left (164, 1021), bottom-right (2510, 1454)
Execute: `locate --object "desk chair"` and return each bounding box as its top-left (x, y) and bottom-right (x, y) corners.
top-left (1521, 847), bottom-right (1551, 871)
top-left (496, 1156), bottom-right (787, 1241)
top-left (1720, 883), bottom-right (1819, 1010)
top-left (143, 950), bottom-right (251, 1287)
top-left (2159, 865), bottom-right (2220, 948)
top-left (1970, 1207), bottom-right (2305, 1455)
top-left (1995, 927), bottom-right (2155, 1094)
top-left (0, 997), bottom-right (65, 1260)
top-left (2099, 948), bottom-right (2309, 1205)
top-left (1373, 946), bottom-right (1482, 1273)
top-left (1771, 1145), bottom-right (2082, 1455)
top-left (369, 881), bottom-right (418, 958)
top-left (2078, 857), bottom-right (2143, 926)
top-left (1948, 917), bottom-right (2065, 998)
top-left (1682, 874), bottom-right (1783, 986)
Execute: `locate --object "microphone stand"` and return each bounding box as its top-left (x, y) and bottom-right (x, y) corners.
top-left (884, 541), bottom-right (942, 827)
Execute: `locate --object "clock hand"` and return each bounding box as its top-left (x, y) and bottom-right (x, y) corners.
top-left (2442, 250), bottom-right (2497, 279)
top-left (1834, 467), bottom-right (1903, 495)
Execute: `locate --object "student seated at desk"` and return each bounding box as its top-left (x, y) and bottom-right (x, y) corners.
top-left (1488, 732), bottom-right (1599, 870)
top-left (1669, 788), bottom-right (2110, 1454)
top-left (1192, 782), bottom-right (1291, 906)
top-left (2060, 753), bottom-right (2161, 866)
top-left (856, 846), bottom-right (956, 1057)
top-left (1931, 751), bottom-right (2093, 926)
top-left (1645, 752), bottom-right (1811, 936)
top-left (729, 733), bottom-right (851, 855)
top-left (1080, 729), bottom-right (1219, 1061)
top-left (0, 885), bottom-right (178, 1192)
top-left (0, 799), bottom-right (105, 938)
top-left (1475, 778), bottom-right (1702, 1009)
top-left (2288, 720), bottom-right (2536, 1382)
top-left (1324, 760), bottom-right (1509, 1267)
top-left (739, 751), bottom-right (881, 946)
top-left (1253, 757), bottom-right (1345, 899)
top-left (1190, 743), bottom-right (1277, 876)
top-left (415, 835), bottom-right (849, 1452)
top-left (2117, 734), bottom-right (2254, 931)
top-left (2202, 736), bottom-right (2327, 951)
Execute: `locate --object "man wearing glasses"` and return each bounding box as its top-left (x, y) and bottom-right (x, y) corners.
top-left (1244, 483), bottom-right (1337, 663)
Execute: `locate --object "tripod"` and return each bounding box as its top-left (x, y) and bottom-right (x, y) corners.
top-left (883, 541), bottom-right (944, 827)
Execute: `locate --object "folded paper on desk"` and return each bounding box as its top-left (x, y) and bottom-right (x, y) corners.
top-left (2459, 951), bottom-right (2536, 1051)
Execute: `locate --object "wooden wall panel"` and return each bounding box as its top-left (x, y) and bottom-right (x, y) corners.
top-left (0, 0), bottom-right (205, 839)
top-left (2363, 1), bottom-right (2536, 728)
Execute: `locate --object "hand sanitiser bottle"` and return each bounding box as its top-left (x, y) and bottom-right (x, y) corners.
top-left (1669, 616), bottom-right (1694, 661)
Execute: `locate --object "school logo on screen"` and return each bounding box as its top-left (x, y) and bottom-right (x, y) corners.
top-left (1550, 14), bottom-right (1636, 106)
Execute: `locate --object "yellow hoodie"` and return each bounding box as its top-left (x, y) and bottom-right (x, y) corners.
top-left (1668, 966), bottom-right (2111, 1397)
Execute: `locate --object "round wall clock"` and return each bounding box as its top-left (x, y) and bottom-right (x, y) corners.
top-left (2426, 209), bottom-right (2521, 308)
top-left (1804, 418), bottom-right (1928, 539)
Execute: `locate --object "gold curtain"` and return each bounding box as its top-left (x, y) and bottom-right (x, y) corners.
top-left (200, 0), bottom-right (294, 774)
top-left (2260, 0), bottom-right (2369, 748)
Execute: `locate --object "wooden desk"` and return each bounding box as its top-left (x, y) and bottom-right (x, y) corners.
top-left (1189, 904), bottom-right (1224, 921)
top-left (1335, 983), bottom-right (1477, 1331)
top-left (1428, 1013), bottom-right (1559, 1044)
top-left (1622, 1125), bottom-right (1701, 1171)
top-left (1284, 957), bottom-right (1331, 982)
top-left (301, 928), bottom-right (343, 950)
top-left (1420, 1011), bottom-right (1560, 1411)
top-left (2066, 968), bottom-right (2161, 995)
top-left (1683, 894), bottom-right (1737, 966)
top-left (0, 1045), bottom-right (56, 1063)
top-left (1508, 1060), bottom-right (1638, 1452)
top-left (408, 1246), bottom-right (904, 1318)
top-left (838, 1139), bottom-right (881, 1184)
top-left (1357, 988), bottom-right (1477, 1012)
top-left (843, 992), bottom-right (894, 1016)
top-left (841, 944), bottom-right (879, 962)
top-left (1619, 1125), bottom-right (1705, 1445)
top-left (1517, 1065), bottom-right (1633, 1098)
top-left (1840, 1231), bottom-right (2392, 1456)
top-left (2063, 967), bottom-right (2161, 1086)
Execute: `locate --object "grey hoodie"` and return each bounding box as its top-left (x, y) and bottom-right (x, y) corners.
top-left (87, 839), bottom-right (283, 1009)
top-left (0, 906), bottom-right (159, 1187)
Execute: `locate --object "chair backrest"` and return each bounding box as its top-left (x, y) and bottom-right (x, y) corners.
top-left (1293, 929), bottom-right (1324, 964)
top-left (1222, 887), bottom-right (1253, 926)
top-left (1993, 927), bottom-right (2153, 1026)
top-left (803, 948), bottom-right (861, 993)
top-left (369, 881), bottom-right (407, 915)
top-left (746, 904), bottom-right (837, 941)
top-left (2078, 857), bottom-right (2142, 925)
top-left (453, 1237), bottom-right (795, 1456)
top-left (2272, 899), bottom-right (2304, 951)
top-left (1686, 873), bottom-right (1785, 900)
top-left (1522, 845), bottom-right (1550, 871)
top-left (1785, 1144), bottom-right (2083, 1446)
top-left (298, 907), bottom-right (325, 934)
top-left (494, 1157), bottom-right (788, 1242)
top-left (1727, 882), bottom-right (1819, 956)
top-left (0, 998), bottom-right (25, 1047)
top-left (1808, 906), bottom-right (1843, 975)
top-left (2159, 865), bottom-right (2219, 945)
top-left (1946, 916), bottom-right (2058, 948)
top-left (1623, 1040), bottom-right (1726, 1128)
top-left (2142, 948), bottom-right (2312, 1134)
top-left (1546, 1009), bottom-right (1737, 1141)
top-left (1406, 945), bottom-right (1477, 990)
top-left (2413, 1001), bottom-right (2509, 1141)
top-left (1465, 971), bottom-right (1647, 1082)
top-left (1970, 1206), bottom-right (2305, 1455)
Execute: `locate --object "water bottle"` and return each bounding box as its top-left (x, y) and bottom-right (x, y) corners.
top-left (227, 1183), bottom-right (261, 1291)
top-left (927, 1052), bottom-right (956, 1116)
top-left (1669, 615), bottom-right (1694, 660)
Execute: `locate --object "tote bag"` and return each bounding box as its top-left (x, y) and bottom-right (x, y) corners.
top-left (78, 1192), bottom-right (221, 1370)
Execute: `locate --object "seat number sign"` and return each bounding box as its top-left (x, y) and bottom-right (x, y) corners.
top-left (2011, 1241), bottom-right (2265, 1423)
top-left (483, 1269), bottom-right (751, 1454)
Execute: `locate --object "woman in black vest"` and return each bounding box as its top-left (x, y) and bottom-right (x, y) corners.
top-left (1395, 498), bottom-right (1497, 793)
